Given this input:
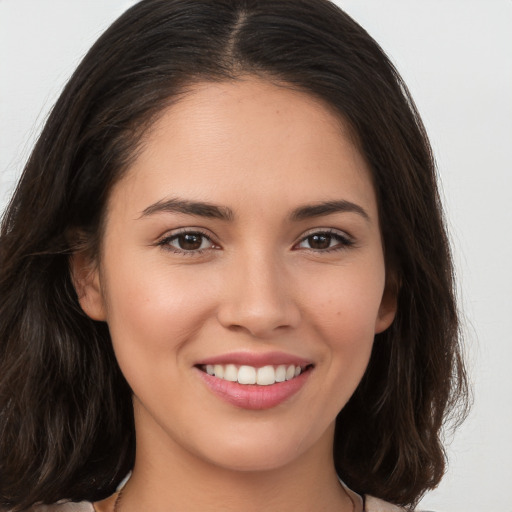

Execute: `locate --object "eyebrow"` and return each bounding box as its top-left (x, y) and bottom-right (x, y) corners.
top-left (290, 200), bottom-right (370, 222)
top-left (139, 198), bottom-right (234, 221)
top-left (139, 197), bottom-right (369, 223)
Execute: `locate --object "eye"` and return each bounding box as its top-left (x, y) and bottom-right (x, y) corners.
top-left (295, 230), bottom-right (353, 252)
top-left (158, 230), bottom-right (218, 254)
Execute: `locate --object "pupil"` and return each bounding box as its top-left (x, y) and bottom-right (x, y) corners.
top-left (179, 234), bottom-right (202, 250)
top-left (309, 234), bottom-right (331, 249)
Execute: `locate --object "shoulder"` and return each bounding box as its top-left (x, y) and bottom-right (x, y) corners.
top-left (364, 495), bottom-right (408, 512)
top-left (364, 495), bottom-right (435, 512)
top-left (341, 480), bottom-right (409, 512)
top-left (28, 502), bottom-right (95, 512)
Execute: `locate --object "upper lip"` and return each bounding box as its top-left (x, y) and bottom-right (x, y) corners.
top-left (195, 351), bottom-right (313, 368)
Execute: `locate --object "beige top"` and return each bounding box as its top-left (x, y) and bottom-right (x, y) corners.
top-left (31, 490), bottom-right (407, 512)
top-left (28, 475), bottom-right (410, 512)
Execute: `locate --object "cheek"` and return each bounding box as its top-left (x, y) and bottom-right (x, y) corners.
top-left (301, 262), bottom-right (386, 340)
top-left (286, 265), bottom-right (385, 429)
top-left (101, 254), bottom-right (219, 362)
top-left (298, 260), bottom-right (386, 390)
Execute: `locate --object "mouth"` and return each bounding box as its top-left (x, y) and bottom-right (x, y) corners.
top-left (194, 352), bottom-right (315, 409)
top-left (197, 363), bottom-right (314, 386)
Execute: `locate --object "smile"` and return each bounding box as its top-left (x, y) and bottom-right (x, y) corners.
top-left (196, 359), bottom-right (314, 410)
top-left (200, 364), bottom-right (308, 386)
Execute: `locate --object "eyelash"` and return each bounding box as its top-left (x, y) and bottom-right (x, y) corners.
top-left (157, 228), bottom-right (354, 255)
top-left (157, 229), bottom-right (218, 256)
top-left (293, 229), bottom-right (354, 253)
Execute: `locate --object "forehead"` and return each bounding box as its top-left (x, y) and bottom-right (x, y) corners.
top-left (110, 77), bottom-right (377, 220)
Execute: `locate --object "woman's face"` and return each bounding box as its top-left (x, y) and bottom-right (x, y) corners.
top-left (77, 77), bottom-right (396, 473)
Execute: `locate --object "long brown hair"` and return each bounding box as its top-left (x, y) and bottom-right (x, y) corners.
top-left (0, 1), bottom-right (468, 510)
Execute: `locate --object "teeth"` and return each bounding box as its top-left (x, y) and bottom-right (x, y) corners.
top-left (275, 365), bottom-right (286, 382)
top-left (224, 364), bottom-right (238, 382)
top-left (213, 364), bottom-right (224, 379)
top-left (238, 365), bottom-right (256, 384)
top-left (257, 365), bottom-right (275, 386)
top-left (203, 363), bottom-right (306, 385)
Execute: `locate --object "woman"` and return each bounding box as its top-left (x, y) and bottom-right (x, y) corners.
top-left (0, 1), bottom-right (468, 511)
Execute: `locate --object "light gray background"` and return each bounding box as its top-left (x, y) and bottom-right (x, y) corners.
top-left (1, 2), bottom-right (511, 511)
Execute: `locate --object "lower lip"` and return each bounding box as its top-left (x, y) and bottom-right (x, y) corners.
top-left (196, 367), bottom-right (311, 410)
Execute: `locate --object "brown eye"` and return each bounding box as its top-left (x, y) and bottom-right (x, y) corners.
top-left (307, 234), bottom-right (332, 250)
top-left (177, 233), bottom-right (204, 250)
top-left (160, 231), bottom-right (215, 253)
top-left (296, 230), bottom-right (353, 252)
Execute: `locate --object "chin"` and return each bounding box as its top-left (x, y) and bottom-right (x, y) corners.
top-left (193, 425), bottom-right (327, 474)
top-left (206, 447), bottom-right (301, 473)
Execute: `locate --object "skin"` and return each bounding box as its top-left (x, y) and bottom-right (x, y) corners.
top-left (75, 77), bottom-right (396, 512)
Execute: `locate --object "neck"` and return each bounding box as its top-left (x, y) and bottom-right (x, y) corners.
top-left (119, 418), bottom-right (353, 512)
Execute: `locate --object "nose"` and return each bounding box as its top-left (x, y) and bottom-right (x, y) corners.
top-left (216, 251), bottom-right (301, 338)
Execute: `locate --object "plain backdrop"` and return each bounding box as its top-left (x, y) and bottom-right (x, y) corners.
top-left (1, 2), bottom-right (511, 511)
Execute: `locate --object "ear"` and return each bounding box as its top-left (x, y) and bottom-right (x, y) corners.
top-left (69, 251), bottom-right (107, 321)
top-left (375, 276), bottom-right (398, 334)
